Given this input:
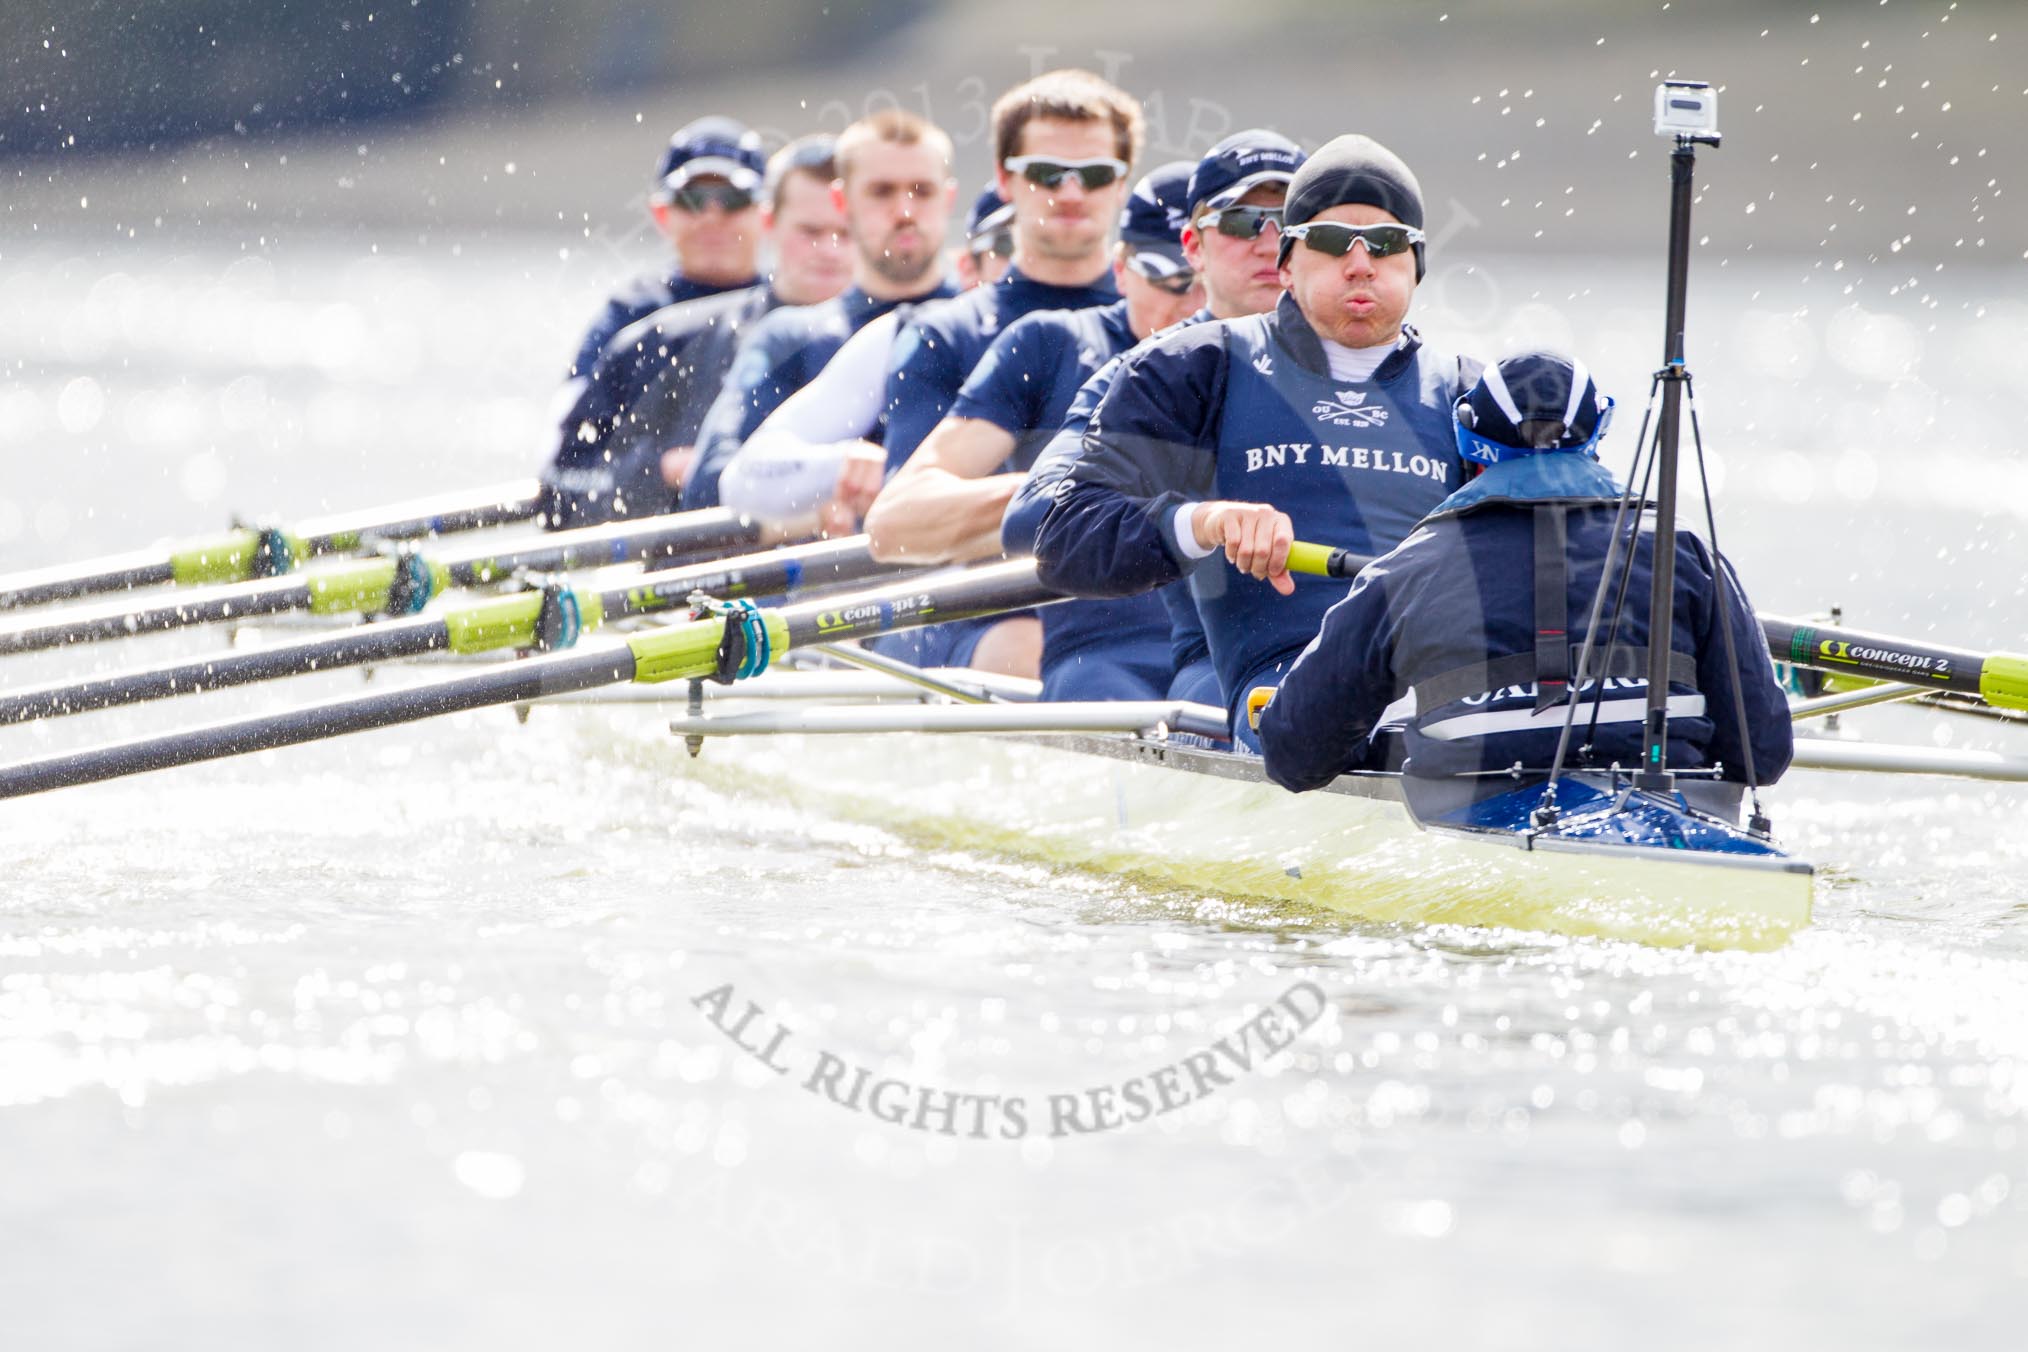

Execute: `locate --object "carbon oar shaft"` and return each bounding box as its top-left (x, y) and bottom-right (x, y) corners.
top-left (1763, 615), bottom-right (2028, 712)
top-left (0, 479), bottom-right (544, 610)
top-left (0, 538), bottom-right (898, 724)
top-left (0, 649), bottom-right (640, 798)
top-left (0, 508), bottom-right (757, 657)
top-left (0, 560), bottom-right (1061, 800)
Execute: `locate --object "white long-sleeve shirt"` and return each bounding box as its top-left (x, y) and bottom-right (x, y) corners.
top-left (718, 312), bottom-right (901, 523)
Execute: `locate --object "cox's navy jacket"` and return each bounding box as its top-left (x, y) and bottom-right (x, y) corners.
top-left (1258, 453), bottom-right (1795, 790)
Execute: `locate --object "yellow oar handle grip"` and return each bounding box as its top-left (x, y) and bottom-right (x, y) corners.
top-left (1285, 541), bottom-right (1373, 579)
top-left (1246, 686), bottom-right (1275, 731)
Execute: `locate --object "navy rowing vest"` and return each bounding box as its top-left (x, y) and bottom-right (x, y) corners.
top-left (1196, 305), bottom-right (1473, 714)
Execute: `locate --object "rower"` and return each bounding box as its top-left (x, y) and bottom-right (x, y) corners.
top-left (954, 183), bottom-right (1015, 290)
top-left (1034, 134), bottom-right (1480, 746)
top-left (683, 108), bottom-right (961, 514)
top-left (861, 160), bottom-right (1200, 699)
top-left (1258, 350), bottom-right (1795, 790)
top-left (870, 66), bottom-right (1143, 677)
top-left (700, 177), bottom-right (1004, 530)
top-left (561, 116), bottom-right (767, 394)
top-left (1004, 129), bottom-right (1308, 708)
top-left (540, 135), bottom-right (848, 527)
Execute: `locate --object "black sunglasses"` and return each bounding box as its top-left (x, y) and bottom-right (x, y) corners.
top-left (1003, 155), bottom-right (1129, 192)
top-left (1193, 206), bottom-right (1283, 240)
top-left (668, 181), bottom-right (756, 214)
top-left (1281, 222), bottom-right (1425, 259)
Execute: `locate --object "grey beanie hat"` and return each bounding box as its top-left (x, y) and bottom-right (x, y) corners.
top-left (1278, 134), bottom-right (1427, 279)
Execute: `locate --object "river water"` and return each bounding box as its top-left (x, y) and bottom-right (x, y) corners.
top-left (1, 234), bottom-right (2024, 1348)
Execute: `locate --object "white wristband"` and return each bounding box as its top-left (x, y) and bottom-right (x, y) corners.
top-left (1172, 502), bottom-right (1217, 561)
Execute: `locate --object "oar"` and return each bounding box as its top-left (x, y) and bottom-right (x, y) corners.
top-left (0, 479), bottom-right (545, 611)
top-left (1283, 542), bottom-right (2028, 713)
top-left (0, 507), bottom-right (760, 658)
top-left (0, 560), bottom-right (1061, 800)
top-left (0, 538), bottom-right (905, 724)
top-left (1761, 615), bottom-right (2027, 713)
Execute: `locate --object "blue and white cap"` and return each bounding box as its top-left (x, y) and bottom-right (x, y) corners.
top-left (965, 181), bottom-right (1015, 242)
top-left (1187, 129), bottom-right (1306, 213)
top-left (1118, 160), bottom-right (1195, 272)
top-left (1454, 350), bottom-right (1615, 466)
top-left (654, 116), bottom-right (767, 198)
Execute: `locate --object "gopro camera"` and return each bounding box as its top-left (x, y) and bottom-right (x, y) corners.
top-left (1654, 80), bottom-right (1719, 142)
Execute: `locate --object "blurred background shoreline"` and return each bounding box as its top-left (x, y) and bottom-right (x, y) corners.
top-left (7, 0), bottom-right (2024, 261)
top-left (1, 0), bottom-right (2021, 584)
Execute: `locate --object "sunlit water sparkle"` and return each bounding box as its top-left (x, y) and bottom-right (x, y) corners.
top-left (0, 236), bottom-right (2023, 1348)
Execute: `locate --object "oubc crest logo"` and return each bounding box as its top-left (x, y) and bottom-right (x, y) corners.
top-left (1312, 389), bottom-right (1390, 429)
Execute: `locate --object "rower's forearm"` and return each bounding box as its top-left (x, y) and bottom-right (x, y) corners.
top-left (1034, 481), bottom-right (1187, 598)
top-left (865, 472), bottom-right (1022, 563)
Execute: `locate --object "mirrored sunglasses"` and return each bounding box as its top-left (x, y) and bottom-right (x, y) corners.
top-left (1193, 206), bottom-right (1283, 240)
top-left (1282, 222), bottom-right (1425, 259)
top-left (1003, 155), bottom-right (1129, 192)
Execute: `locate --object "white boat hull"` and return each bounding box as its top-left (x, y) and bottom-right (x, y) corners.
top-left (630, 717), bottom-right (1815, 950)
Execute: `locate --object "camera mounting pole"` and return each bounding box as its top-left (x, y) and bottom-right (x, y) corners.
top-left (1635, 83), bottom-right (1723, 793)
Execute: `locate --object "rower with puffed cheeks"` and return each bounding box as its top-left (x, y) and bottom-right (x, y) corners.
top-left (683, 108), bottom-right (961, 515)
top-left (541, 135), bottom-right (848, 528)
top-left (860, 161), bottom-right (1201, 700)
top-left (1259, 351), bottom-right (1794, 791)
top-left (561, 116), bottom-right (768, 393)
top-left (1034, 134), bottom-right (1482, 749)
top-left (701, 180), bottom-right (1006, 529)
top-left (1004, 129), bottom-right (1307, 710)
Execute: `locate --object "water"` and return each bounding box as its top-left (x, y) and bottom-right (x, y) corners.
top-left (1, 236), bottom-right (2025, 1348)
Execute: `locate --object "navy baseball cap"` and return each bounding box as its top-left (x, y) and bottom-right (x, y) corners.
top-left (654, 116), bottom-right (766, 199)
top-left (1118, 160), bottom-right (1195, 271)
top-left (1187, 130), bottom-right (1306, 213)
top-left (1454, 350), bottom-right (1614, 465)
top-left (966, 182), bottom-right (1014, 242)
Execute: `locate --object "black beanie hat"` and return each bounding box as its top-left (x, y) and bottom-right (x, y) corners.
top-left (1278, 134), bottom-right (1427, 280)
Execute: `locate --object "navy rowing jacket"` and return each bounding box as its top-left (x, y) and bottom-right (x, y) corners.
top-left (1258, 453), bottom-right (1795, 790)
top-left (565, 269), bottom-right (756, 382)
top-left (1035, 294), bottom-right (1477, 734)
top-left (542, 285), bottom-right (774, 528)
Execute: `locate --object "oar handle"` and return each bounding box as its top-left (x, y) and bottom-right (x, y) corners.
top-left (1285, 542), bottom-right (1374, 580)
